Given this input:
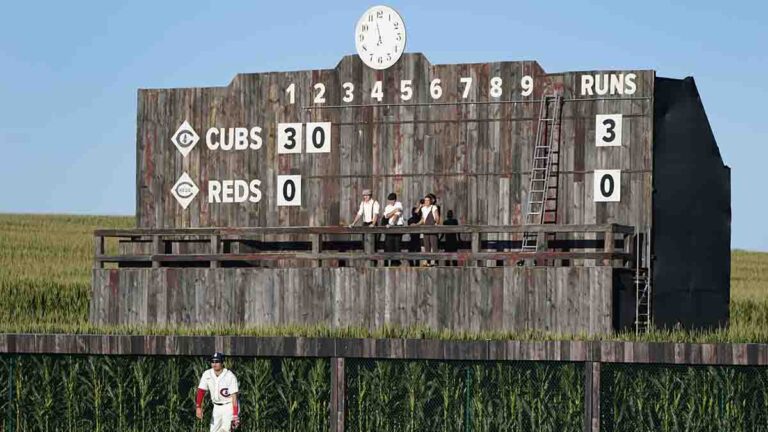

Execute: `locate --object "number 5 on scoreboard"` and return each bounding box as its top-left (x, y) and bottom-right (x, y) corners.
top-left (277, 175), bottom-right (302, 206)
top-left (593, 170), bottom-right (621, 202)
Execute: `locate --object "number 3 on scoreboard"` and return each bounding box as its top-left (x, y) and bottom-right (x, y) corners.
top-left (593, 170), bottom-right (621, 202)
top-left (277, 123), bottom-right (303, 154)
top-left (277, 175), bottom-right (302, 206)
top-left (595, 114), bottom-right (622, 147)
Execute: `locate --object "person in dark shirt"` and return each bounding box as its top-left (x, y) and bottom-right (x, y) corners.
top-left (407, 205), bottom-right (422, 267)
top-left (442, 210), bottom-right (460, 266)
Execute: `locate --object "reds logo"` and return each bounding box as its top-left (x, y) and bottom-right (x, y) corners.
top-left (220, 388), bottom-right (230, 397)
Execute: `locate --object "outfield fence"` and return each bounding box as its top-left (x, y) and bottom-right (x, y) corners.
top-left (1, 335), bottom-right (768, 432)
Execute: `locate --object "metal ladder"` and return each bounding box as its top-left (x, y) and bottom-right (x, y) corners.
top-left (635, 227), bottom-right (652, 332)
top-left (522, 94), bottom-right (562, 252)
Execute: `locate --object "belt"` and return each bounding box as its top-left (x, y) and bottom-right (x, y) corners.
top-left (213, 401), bottom-right (231, 406)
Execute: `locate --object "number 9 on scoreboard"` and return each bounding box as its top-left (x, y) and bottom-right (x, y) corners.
top-left (277, 175), bottom-right (302, 206)
top-left (593, 170), bottom-right (621, 202)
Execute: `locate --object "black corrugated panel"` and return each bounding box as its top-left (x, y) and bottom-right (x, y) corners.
top-left (652, 77), bottom-right (731, 330)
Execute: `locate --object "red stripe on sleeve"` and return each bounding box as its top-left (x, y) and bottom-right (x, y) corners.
top-left (196, 388), bottom-right (205, 407)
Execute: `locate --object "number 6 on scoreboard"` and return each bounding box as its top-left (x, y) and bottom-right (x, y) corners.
top-left (593, 170), bottom-right (621, 202)
top-left (277, 175), bottom-right (302, 206)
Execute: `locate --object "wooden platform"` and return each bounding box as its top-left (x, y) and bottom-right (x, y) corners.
top-left (91, 224), bottom-right (638, 334)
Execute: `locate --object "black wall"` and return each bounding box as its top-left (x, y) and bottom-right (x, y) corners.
top-left (652, 77), bottom-right (731, 329)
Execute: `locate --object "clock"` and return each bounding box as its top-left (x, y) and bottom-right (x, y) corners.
top-left (355, 5), bottom-right (406, 70)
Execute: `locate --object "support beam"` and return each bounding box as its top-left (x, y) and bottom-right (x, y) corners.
top-left (584, 361), bottom-right (601, 432)
top-left (93, 235), bottom-right (104, 269)
top-left (210, 235), bottom-right (219, 269)
top-left (152, 235), bottom-right (161, 269)
top-left (330, 357), bottom-right (345, 432)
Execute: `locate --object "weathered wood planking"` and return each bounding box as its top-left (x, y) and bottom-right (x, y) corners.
top-left (136, 53), bottom-right (653, 230)
top-left (91, 267), bottom-right (616, 334)
top-left (1, 334), bottom-right (766, 366)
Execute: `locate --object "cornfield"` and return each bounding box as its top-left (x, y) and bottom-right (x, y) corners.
top-left (345, 359), bottom-right (583, 432)
top-left (601, 363), bottom-right (768, 432)
top-left (0, 214), bottom-right (767, 343)
top-left (0, 355), bottom-right (329, 432)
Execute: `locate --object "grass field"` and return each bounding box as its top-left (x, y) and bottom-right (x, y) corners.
top-left (0, 213), bottom-right (766, 342)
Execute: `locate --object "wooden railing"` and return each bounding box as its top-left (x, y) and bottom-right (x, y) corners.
top-left (93, 223), bottom-right (637, 268)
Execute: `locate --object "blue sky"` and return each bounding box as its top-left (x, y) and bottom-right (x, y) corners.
top-left (0, 1), bottom-right (765, 251)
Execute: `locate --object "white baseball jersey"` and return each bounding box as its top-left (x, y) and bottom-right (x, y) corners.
top-left (198, 368), bottom-right (239, 404)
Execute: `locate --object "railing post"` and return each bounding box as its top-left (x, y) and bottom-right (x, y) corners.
top-left (152, 235), bottom-right (161, 269)
top-left (312, 233), bottom-right (322, 268)
top-left (93, 235), bottom-right (105, 269)
top-left (330, 357), bottom-right (345, 432)
top-left (602, 230), bottom-right (614, 266)
top-left (363, 232), bottom-right (376, 267)
top-left (471, 232), bottom-right (480, 267)
top-left (210, 234), bottom-right (219, 269)
top-left (584, 361), bottom-right (601, 432)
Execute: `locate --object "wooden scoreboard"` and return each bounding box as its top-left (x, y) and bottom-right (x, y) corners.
top-left (137, 54), bottom-right (653, 231)
top-left (93, 6), bottom-right (730, 334)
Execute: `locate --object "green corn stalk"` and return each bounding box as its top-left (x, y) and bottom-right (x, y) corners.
top-left (277, 358), bottom-right (307, 432)
top-left (303, 359), bottom-right (330, 432)
top-left (238, 358), bottom-right (277, 430)
top-left (28, 356), bottom-right (56, 432)
top-left (131, 357), bottom-right (155, 432)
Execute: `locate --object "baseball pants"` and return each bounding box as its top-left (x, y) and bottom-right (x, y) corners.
top-left (210, 403), bottom-right (233, 432)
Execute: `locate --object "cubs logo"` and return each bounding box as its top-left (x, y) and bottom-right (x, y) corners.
top-left (220, 388), bottom-right (230, 397)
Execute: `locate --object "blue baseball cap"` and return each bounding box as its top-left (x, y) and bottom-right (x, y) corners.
top-left (210, 352), bottom-right (225, 363)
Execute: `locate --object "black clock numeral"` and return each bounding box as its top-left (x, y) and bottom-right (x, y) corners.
top-left (368, 14), bottom-right (373, 22)
top-left (361, 24), bottom-right (368, 32)
top-left (376, 11), bottom-right (383, 18)
top-left (393, 22), bottom-right (399, 29)
top-left (387, 53), bottom-right (392, 61)
top-left (362, 44), bottom-right (367, 52)
top-left (396, 33), bottom-right (402, 41)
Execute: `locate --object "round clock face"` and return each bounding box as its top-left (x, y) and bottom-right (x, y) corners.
top-left (355, 5), bottom-right (406, 70)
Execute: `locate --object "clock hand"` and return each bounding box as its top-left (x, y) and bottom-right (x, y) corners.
top-left (376, 22), bottom-right (382, 45)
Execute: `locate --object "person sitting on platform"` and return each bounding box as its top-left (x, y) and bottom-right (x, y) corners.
top-left (383, 192), bottom-right (404, 267)
top-left (349, 189), bottom-right (380, 227)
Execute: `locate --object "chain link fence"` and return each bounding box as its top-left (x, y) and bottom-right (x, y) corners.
top-left (600, 363), bottom-right (768, 432)
top-left (345, 358), bottom-right (584, 432)
top-left (4, 353), bottom-right (768, 431)
top-left (0, 355), bottom-right (330, 432)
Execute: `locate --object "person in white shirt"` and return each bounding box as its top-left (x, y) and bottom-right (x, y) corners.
top-left (349, 189), bottom-right (380, 227)
top-left (196, 352), bottom-right (240, 431)
top-left (418, 193), bottom-right (441, 266)
top-left (383, 192), bottom-right (404, 266)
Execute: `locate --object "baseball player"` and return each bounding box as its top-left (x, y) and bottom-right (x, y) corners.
top-left (196, 352), bottom-right (240, 431)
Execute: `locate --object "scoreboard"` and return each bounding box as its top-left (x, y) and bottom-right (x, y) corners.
top-left (136, 53), bottom-right (654, 230)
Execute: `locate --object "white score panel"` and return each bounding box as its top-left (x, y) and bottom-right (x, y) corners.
top-left (595, 114), bottom-right (622, 147)
top-left (593, 170), bottom-right (621, 202)
top-left (277, 175), bottom-right (302, 206)
top-left (305, 122), bottom-right (332, 153)
top-left (277, 123), bottom-right (302, 154)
